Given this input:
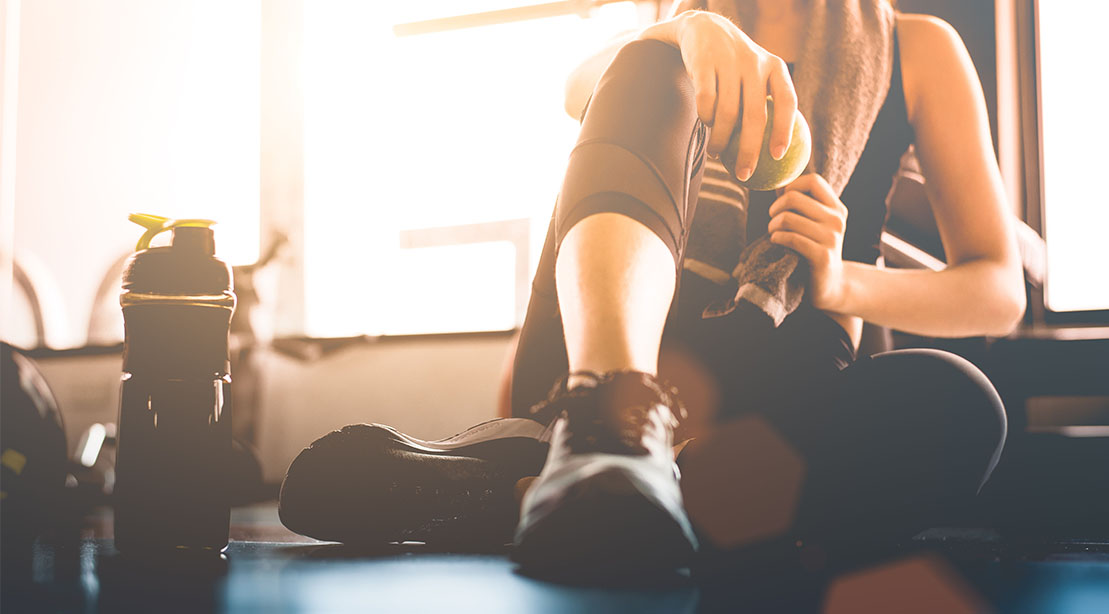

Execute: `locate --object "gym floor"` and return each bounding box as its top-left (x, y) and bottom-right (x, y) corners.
top-left (4, 502), bottom-right (1108, 613)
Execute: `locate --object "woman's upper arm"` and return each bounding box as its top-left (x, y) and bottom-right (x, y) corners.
top-left (898, 14), bottom-right (1021, 269)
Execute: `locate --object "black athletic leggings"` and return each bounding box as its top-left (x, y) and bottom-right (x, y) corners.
top-left (511, 39), bottom-right (1007, 545)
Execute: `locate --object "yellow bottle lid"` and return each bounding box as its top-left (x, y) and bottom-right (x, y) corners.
top-left (129, 213), bottom-right (217, 251)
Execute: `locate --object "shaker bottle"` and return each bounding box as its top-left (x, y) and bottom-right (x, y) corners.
top-left (113, 214), bottom-right (236, 555)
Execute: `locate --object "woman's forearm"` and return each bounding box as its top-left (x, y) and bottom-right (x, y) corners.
top-left (835, 259), bottom-right (1025, 338)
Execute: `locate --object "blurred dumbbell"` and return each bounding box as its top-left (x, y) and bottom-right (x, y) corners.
top-left (1, 342), bottom-right (68, 572)
top-left (69, 422), bottom-right (118, 504)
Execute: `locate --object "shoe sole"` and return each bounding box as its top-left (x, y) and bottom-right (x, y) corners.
top-left (512, 468), bottom-right (696, 579)
top-left (279, 420), bottom-right (548, 545)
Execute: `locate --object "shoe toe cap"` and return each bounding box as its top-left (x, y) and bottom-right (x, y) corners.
top-left (278, 424), bottom-right (395, 539)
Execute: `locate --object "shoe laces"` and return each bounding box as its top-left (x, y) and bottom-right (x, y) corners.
top-left (529, 371), bottom-right (686, 455)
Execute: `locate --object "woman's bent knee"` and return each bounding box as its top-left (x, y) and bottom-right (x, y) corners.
top-left (554, 39), bottom-right (706, 266)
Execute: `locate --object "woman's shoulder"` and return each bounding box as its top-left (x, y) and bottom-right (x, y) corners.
top-left (894, 12), bottom-right (977, 124)
top-left (895, 12), bottom-right (964, 48)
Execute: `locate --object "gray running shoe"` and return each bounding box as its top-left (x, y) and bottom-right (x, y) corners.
top-left (279, 418), bottom-right (548, 545)
top-left (512, 371), bottom-right (697, 578)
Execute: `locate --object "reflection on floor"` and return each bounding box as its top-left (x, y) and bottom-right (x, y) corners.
top-left (4, 503), bottom-right (1108, 613)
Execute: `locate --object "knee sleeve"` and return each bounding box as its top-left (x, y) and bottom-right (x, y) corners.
top-left (555, 39), bottom-right (707, 267)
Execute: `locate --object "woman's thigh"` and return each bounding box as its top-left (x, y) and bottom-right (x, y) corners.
top-left (679, 345), bottom-right (1008, 565)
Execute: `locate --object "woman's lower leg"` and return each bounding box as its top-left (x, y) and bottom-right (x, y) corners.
top-left (509, 38), bottom-right (706, 415)
top-left (550, 39), bottom-right (707, 386)
top-left (556, 212), bottom-right (676, 385)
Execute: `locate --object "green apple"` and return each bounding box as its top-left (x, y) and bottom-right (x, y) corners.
top-left (720, 96), bottom-right (812, 191)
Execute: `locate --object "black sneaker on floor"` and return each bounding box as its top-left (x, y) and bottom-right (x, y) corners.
top-left (512, 371), bottom-right (698, 578)
top-left (278, 418), bottom-right (549, 546)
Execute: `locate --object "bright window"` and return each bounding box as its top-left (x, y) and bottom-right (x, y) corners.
top-left (302, 0), bottom-right (642, 336)
top-left (7, 0), bottom-right (259, 349)
top-left (1037, 0), bottom-right (1109, 313)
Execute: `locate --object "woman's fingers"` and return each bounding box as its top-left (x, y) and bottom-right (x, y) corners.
top-left (707, 47), bottom-right (741, 155)
top-left (733, 66), bottom-right (768, 180)
top-left (770, 231), bottom-right (827, 265)
top-left (688, 51), bottom-right (719, 127)
top-left (769, 179), bottom-right (846, 262)
top-left (767, 61), bottom-right (798, 160)
top-left (677, 13), bottom-right (731, 137)
top-left (783, 174), bottom-right (848, 217)
top-left (768, 210), bottom-right (836, 248)
top-left (669, 11), bottom-right (797, 177)
top-left (769, 189), bottom-right (844, 231)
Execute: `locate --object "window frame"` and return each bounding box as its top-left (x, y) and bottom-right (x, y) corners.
top-left (1024, 0), bottom-right (1109, 324)
top-left (266, 0), bottom-right (651, 338)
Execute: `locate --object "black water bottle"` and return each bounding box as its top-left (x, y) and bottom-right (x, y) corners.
top-left (113, 214), bottom-right (236, 555)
